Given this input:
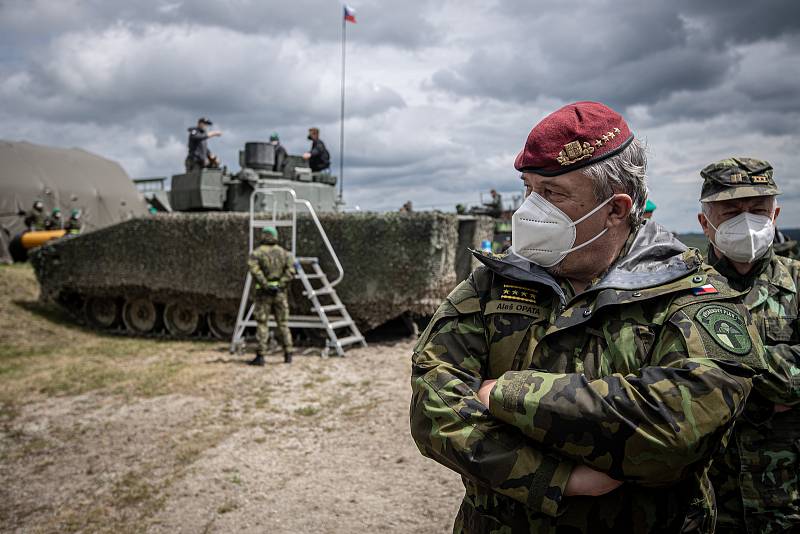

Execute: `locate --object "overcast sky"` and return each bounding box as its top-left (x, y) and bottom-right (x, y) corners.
top-left (1, 0), bottom-right (798, 231)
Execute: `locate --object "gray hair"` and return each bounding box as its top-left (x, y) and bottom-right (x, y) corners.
top-left (581, 138), bottom-right (648, 226)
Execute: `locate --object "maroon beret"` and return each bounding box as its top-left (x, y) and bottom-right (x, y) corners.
top-left (514, 101), bottom-right (634, 176)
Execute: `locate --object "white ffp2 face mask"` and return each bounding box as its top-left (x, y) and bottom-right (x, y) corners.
top-left (707, 212), bottom-right (774, 264)
top-left (511, 192), bottom-right (613, 267)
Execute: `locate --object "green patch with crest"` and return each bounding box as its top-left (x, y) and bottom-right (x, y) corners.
top-left (695, 304), bottom-right (752, 355)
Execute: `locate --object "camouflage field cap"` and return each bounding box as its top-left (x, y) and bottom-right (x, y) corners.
top-left (700, 157), bottom-right (781, 202)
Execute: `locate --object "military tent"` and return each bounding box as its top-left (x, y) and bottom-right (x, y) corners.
top-left (0, 140), bottom-right (148, 262)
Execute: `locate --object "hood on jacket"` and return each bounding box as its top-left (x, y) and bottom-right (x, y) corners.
top-left (473, 220), bottom-right (701, 304)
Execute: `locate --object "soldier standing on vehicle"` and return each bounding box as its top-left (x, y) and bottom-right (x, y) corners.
top-left (247, 227), bottom-right (296, 365)
top-left (20, 200), bottom-right (46, 231)
top-left (269, 132), bottom-right (288, 173)
top-left (484, 188), bottom-right (503, 217)
top-left (697, 157), bottom-right (800, 534)
top-left (64, 209), bottom-right (83, 235)
top-left (410, 101), bottom-right (766, 533)
top-left (185, 117), bottom-right (222, 172)
top-left (302, 127), bottom-right (330, 172)
top-left (44, 207), bottom-right (62, 230)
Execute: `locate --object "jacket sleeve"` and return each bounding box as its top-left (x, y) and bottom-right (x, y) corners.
top-left (189, 129), bottom-right (208, 142)
top-left (752, 342), bottom-right (800, 405)
top-left (487, 301), bottom-right (763, 487)
top-left (410, 284), bottom-right (574, 517)
top-left (248, 251), bottom-right (268, 288)
top-left (280, 252), bottom-right (296, 286)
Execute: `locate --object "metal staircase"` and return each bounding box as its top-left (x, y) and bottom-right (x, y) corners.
top-left (229, 187), bottom-right (366, 357)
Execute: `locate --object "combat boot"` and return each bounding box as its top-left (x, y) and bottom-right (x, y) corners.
top-left (283, 350), bottom-right (293, 364)
top-left (248, 352), bottom-right (265, 366)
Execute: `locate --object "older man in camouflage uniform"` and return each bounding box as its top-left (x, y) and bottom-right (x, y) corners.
top-left (247, 226), bottom-right (296, 365)
top-left (410, 102), bottom-right (766, 533)
top-left (698, 158), bottom-right (800, 534)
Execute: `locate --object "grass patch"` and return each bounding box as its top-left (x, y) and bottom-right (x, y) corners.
top-left (294, 405), bottom-right (320, 417)
top-left (341, 399), bottom-right (381, 419)
top-left (112, 471), bottom-right (160, 508)
top-left (217, 500), bottom-right (239, 515)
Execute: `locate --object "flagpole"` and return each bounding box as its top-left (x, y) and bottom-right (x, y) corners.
top-left (338, 9), bottom-right (346, 202)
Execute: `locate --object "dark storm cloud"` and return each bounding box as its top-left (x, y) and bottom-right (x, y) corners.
top-left (0, 1), bottom-right (797, 231)
top-left (431, 0), bottom-right (800, 128)
top-left (0, 0), bottom-right (441, 49)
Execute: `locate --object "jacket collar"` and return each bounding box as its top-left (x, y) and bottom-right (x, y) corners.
top-left (473, 220), bottom-right (701, 304)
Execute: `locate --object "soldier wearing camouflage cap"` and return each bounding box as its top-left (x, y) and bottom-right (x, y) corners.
top-left (247, 226), bottom-right (296, 365)
top-left (697, 157), bottom-right (800, 533)
top-left (410, 101), bottom-right (767, 533)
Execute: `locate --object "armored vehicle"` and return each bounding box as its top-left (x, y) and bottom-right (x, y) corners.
top-left (30, 142), bottom-right (493, 341)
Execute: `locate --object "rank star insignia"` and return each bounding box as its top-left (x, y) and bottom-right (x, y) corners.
top-left (501, 284), bottom-right (537, 304)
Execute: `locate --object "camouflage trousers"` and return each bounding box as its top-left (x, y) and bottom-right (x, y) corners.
top-left (711, 400), bottom-right (800, 534)
top-left (254, 291), bottom-right (293, 354)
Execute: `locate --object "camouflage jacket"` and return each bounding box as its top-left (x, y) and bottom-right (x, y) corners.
top-left (23, 211), bottom-right (46, 231)
top-left (247, 243), bottom-right (295, 292)
top-left (410, 222), bottom-right (766, 534)
top-left (707, 247), bottom-right (800, 533)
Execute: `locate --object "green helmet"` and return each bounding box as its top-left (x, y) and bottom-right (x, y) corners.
top-left (644, 199), bottom-right (656, 213)
top-left (52, 207), bottom-right (61, 214)
top-left (269, 132), bottom-right (280, 141)
top-left (262, 226), bottom-right (278, 238)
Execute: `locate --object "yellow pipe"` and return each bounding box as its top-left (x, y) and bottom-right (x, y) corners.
top-left (20, 230), bottom-right (67, 249)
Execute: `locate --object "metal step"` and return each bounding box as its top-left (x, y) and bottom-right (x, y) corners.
top-left (320, 304), bottom-right (344, 312)
top-left (337, 335), bottom-right (364, 346)
top-left (328, 320), bottom-right (354, 329)
top-left (253, 220), bottom-right (294, 227)
top-left (307, 287), bottom-right (333, 296)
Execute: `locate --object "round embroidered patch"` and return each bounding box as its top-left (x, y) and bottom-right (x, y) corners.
top-left (695, 305), bottom-right (752, 355)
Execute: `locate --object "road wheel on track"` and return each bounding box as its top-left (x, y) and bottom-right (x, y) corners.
top-left (122, 297), bottom-right (159, 334)
top-left (85, 297), bottom-right (119, 329)
top-left (164, 300), bottom-right (200, 337)
top-left (208, 306), bottom-right (237, 340)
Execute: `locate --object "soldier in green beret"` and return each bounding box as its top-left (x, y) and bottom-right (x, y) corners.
top-left (247, 226), bottom-right (296, 365)
top-left (697, 157), bottom-right (800, 533)
top-left (410, 102), bottom-right (767, 533)
top-left (64, 209), bottom-right (83, 235)
top-left (44, 207), bottom-right (62, 230)
top-left (643, 198), bottom-right (657, 219)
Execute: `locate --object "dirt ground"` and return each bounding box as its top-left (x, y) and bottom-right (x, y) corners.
top-left (0, 264), bottom-right (463, 533)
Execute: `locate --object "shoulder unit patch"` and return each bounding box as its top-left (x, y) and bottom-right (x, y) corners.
top-left (695, 304), bottom-right (752, 355)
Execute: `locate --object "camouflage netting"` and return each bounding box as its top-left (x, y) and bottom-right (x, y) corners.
top-left (455, 216), bottom-right (496, 283)
top-left (31, 212), bottom-right (493, 330)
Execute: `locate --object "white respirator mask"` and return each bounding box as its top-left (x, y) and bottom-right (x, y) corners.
top-left (511, 192), bottom-right (613, 267)
top-left (706, 211), bottom-right (775, 264)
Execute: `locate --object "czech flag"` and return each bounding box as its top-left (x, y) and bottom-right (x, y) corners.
top-left (692, 283), bottom-right (718, 296)
top-left (344, 4), bottom-right (357, 23)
